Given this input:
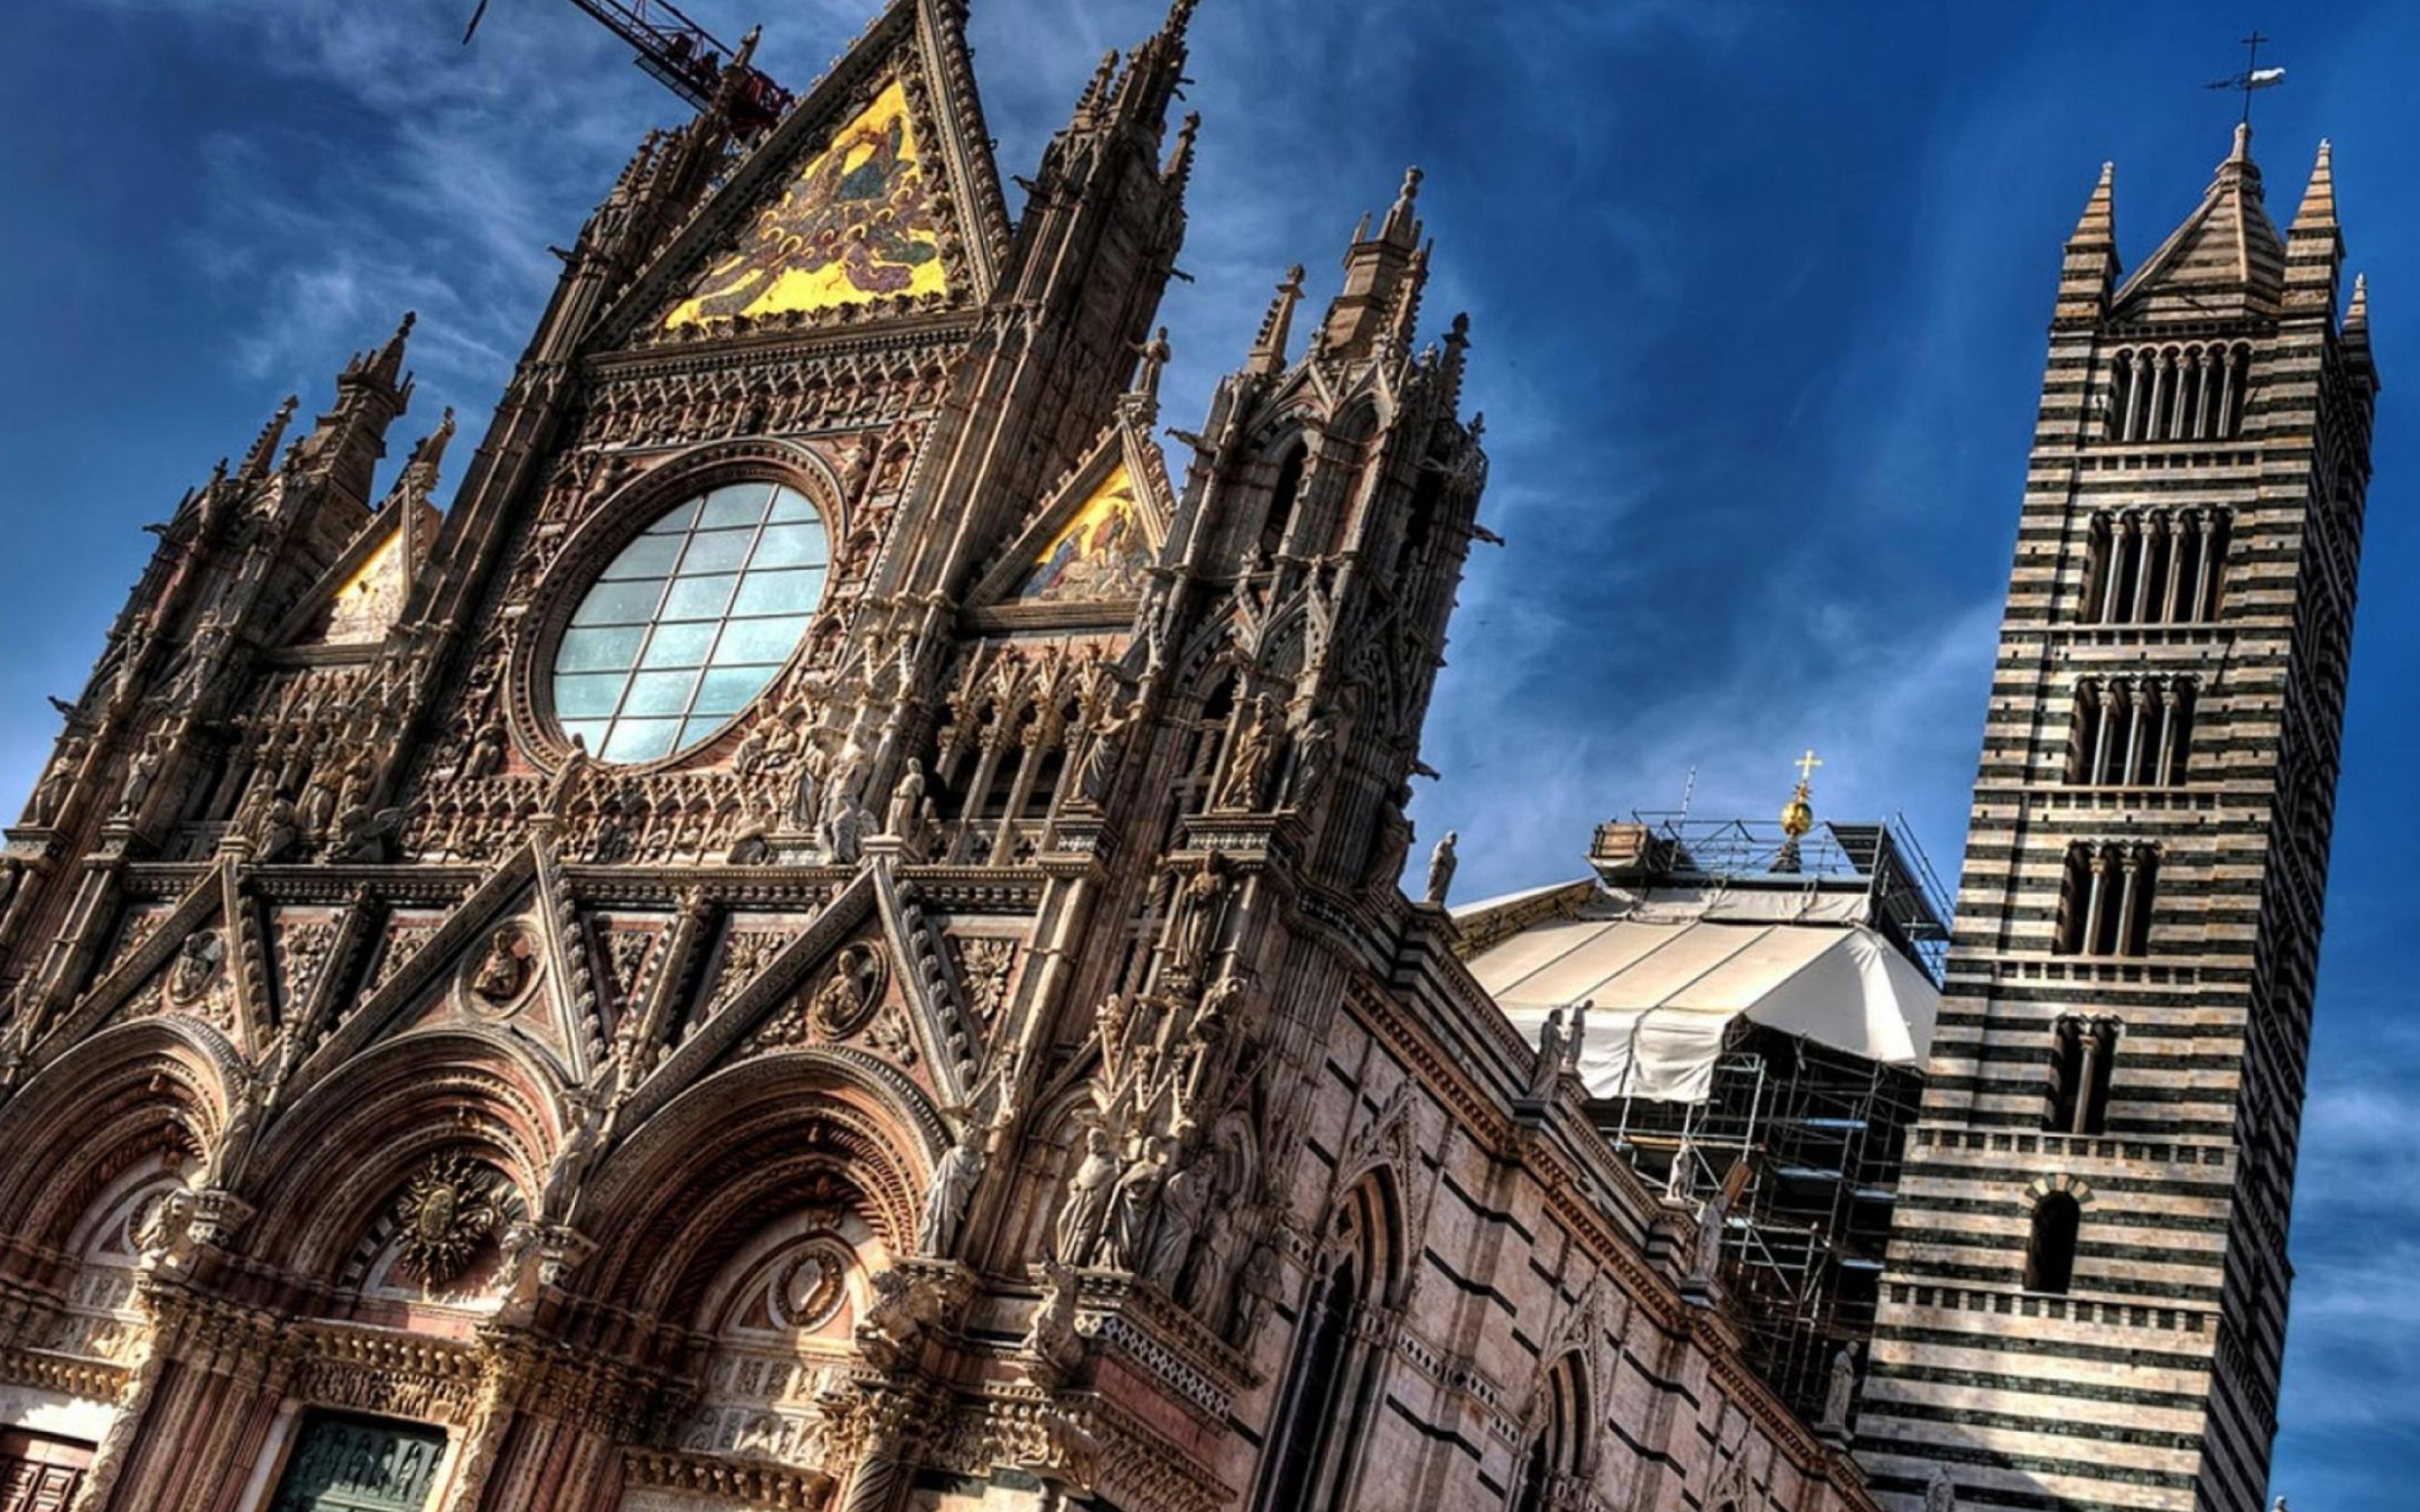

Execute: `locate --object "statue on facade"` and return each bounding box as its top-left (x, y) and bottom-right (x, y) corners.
top-left (1098, 1135), bottom-right (1170, 1270)
top-left (918, 1127), bottom-right (985, 1258)
top-left (1286, 703), bottom-right (1336, 809)
top-left (1822, 1347), bottom-right (1855, 1434)
top-left (1529, 1006), bottom-right (1564, 1099)
top-left (1424, 829), bottom-right (1459, 905)
top-left (886, 758), bottom-right (927, 841)
top-left (1146, 1149), bottom-right (1207, 1290)
top-left (1215, 696), bottom-right (1281, 811)
top-left (1926, 1465), bottom-right (1957, 1512)
top-left (1052, 1127), bottom-right (1119, 1265)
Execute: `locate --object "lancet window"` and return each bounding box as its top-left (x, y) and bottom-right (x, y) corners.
top-left (1507, 1355), bottom-right (1589, 1512)
top-left (2048, 1015), bottom-right (2121, 1136)
top-left (2067, 677), bottom-right (2193, 786)
top-left (2105, 342), bottom-right (2251, 442)
top-left (1253, 1181), bottom-right (1391, 1512)
top-left (2081, 508), bottom-right (2229, 625)
top-left (2055, 841), bottom-right (2157, 957)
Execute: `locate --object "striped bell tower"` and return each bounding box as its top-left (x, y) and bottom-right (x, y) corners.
top-left (1856, 128), bottom-right (2378, 1512)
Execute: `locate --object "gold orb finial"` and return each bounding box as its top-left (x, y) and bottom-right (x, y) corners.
top-left (1780, 748), bottom-right (1823, 839)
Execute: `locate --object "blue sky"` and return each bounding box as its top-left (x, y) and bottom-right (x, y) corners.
top-left (1, 0), bottom-right (2412, 1502)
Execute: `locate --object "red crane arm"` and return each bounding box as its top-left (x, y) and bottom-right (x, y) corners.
top-left (464, 0), bottom-right (794, 130)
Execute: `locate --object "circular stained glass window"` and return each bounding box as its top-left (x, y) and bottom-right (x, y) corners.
top-left (552, 482), bottom-right (829, 765)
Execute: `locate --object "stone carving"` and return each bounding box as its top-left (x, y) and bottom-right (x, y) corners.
top-left (1425, 829), bottom-right (1458, 905)
top-left (1214, 695), bottom-right (1280, 811)
top-left (1927, 1465), bottom-right (1957, 1512)
top-left (811, 942), bottom-right (889, 1040)
top-left (950, 937), bottom-right (1016, 1026)
top-left (1023, 1259), bottom-right (1083, 1385)
top-left (466, 924), bottom-right (536, 1011)
top-left (917, 1129), bottom-right (985, 1258)
top-left (1052, 1128), bottom-right (1119, 1265)
top-left (165, 930), bottom-right (224, 1007)
top-left (392, 1155), bottom-right (506, 1287)
top-left (1822, 1347), bottom-right (1855, 1435)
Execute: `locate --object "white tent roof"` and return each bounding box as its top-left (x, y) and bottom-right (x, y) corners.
top-left (1465, 916), bottom-right (1940, 1103)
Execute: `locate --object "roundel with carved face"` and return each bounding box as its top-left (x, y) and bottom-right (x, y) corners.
top-left (550, 482), bottom-right (832, 765)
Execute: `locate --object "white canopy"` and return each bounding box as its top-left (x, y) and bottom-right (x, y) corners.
top-left (1465, 915), bottom-right (1940, 1103)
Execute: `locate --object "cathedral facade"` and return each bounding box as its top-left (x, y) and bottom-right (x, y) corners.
top-left (0, 4), bottom-right (1881, 1511)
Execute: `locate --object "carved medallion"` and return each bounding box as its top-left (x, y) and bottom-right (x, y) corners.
top-left (464, 923), bottom-right (538, 1014)
top-left (775, 1242), bottom-right (853, 1331)
top-left (808, 942), bottom-right (889, 1040)
top-left (391, 1155), bottom-right (505, 1286)
top-left (165, 930), bottom-right (225, 1006)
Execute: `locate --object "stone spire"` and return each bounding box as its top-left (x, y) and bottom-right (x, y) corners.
top-left (1246, 265), bottom-right (1306, 376)
top-left (2053, 162), bottom-right (2118, 328)
top-left (1320, 167), bottom-right (1431, 363)
top-left (235, 394), bottom-right (301, 487)
top-left (2109, 125), bottom-right (2285, 320)
top-left (2284, 139), bottom-right (2342, 310)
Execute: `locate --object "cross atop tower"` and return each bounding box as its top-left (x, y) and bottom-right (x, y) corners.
top-left (1793, 748), bottom-right (1824, 786)
top-left (2206, 30), bottom-right (2286, 127)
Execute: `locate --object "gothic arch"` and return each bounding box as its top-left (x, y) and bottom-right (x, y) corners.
top-left (1252, 1169), bottom-right (1397, 1512)
top-left (239, 1029), bottom-right (560, 1282)
top-left (1508, 1351), bottom-right (1591, 1512)
top-left (0, 1016), bottom-right (231, 1263)
top-left (578, 1047), bottom-right (945, 1318)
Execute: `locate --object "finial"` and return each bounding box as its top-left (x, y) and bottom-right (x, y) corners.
top-left (2347, 270), bottom-right (2370, 331)
top-left (237, 393), bottom-right (302, 483)
top-left (1381, 165), bottom-right (1425, 246)
top-left (1247, 264), bottom-right (1308, 375)
top-left (2290, 137), bottom-right (2337, 233)
top-left (2070, 161), bottom-right (2116, 245)
top-left (1780, 748), bottom-right (1822, 840)
top-left (1076, 48), bottom-right (1118, 122)
top-left (1162, 0), bottom-right (1199, 42)
top-left (1166, 110), bottom-right (1201, 187)
top-left (2231, 119), bottom-right (2252, 162)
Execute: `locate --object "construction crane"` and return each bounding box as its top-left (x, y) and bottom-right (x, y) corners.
top-left (462, 0), bottom-right (795, 132)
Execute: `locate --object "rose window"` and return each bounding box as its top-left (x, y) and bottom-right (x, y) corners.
top-left (552, 482), bottom-right (829, 764)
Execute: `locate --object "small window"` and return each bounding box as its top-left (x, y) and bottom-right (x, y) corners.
top-left (1261, 444), bottom-right (1307, 560)
top-left (2025, 1193), bottom-right (2082, 1294)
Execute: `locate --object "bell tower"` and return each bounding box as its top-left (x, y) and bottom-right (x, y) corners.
top-left (1857, 130), bottom-right (2377, 1511)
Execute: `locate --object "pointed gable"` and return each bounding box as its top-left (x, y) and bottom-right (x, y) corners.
top-left (663, 77), bottom-right (950, 329)
top-left (618, 0), bottom-right (1011, 345)
top-left (970, 407), bottom-right (1176, 627)
top-left (2111, 124), bottom-right (2286, 322)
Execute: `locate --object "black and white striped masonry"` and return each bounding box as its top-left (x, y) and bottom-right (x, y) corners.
top-left (1856, 126), bottom-right (2378, 1512)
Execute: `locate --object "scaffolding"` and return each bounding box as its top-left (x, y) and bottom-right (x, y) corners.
top-left (1594, 812), bottom-right (1953, 983)
top-left (1578, 813), bottom-right (1948, 1421)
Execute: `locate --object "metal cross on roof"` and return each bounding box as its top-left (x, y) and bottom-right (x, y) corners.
top-left (2205, 31), bottom-right (2288, 127)
top-left (1795, 748), bottom-right (1824, 785)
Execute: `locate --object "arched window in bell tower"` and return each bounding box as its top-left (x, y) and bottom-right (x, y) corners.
top-left (2025, 1191), bottom-right (2083, 1295)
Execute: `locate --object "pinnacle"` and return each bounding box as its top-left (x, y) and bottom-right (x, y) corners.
top-left (1381, 165), bottom-right (1425, 247)
top-left (2290, 137), bottom-right (2337, 233)
top-left (2069, 161), bottom-right (2116, 248)
top-left (2348, 270), bottom-right (2369, 330)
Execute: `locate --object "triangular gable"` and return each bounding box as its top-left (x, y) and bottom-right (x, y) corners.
top-left (605, 0), bottom-right (1011, 347)
top-left (2112, 135), bottom-right (2286, 322)
top-left (969, 412), bottom-right (1175, 627)
top-left (272, 498), bottom-right (441, 651)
